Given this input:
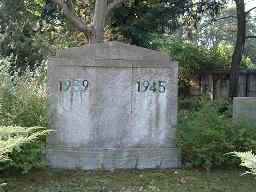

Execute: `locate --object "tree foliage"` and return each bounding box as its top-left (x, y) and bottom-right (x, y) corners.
top-left (0, 0), bottom-right (87, 71)
top-left (109, 0), bottom-right (227, 48)
top-left (163, 39), bottom-right (253, 97)
top-left (0, 0), bottom-right (48, 71)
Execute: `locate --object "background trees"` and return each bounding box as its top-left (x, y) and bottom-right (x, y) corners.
top-left (165, 0), bottom-right (256, 98)
top-left (0, 0), bottom-right (47, 71)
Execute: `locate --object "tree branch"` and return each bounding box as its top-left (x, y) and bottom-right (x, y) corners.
top-left (246, 35), bottom-right (256, 39)
top-left (199, 15), bottom-right (236, 30)
top-left (49, 0), bottom-right (93, 38)
top-left (105, 0), bottom-right (124, 21)
top-left (212, 15), bottom-right (237, 22)
top-left (246, 7), bottom-right (256, 15)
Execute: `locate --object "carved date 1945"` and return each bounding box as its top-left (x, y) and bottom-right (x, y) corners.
top-left (137, 80), bottom-right (167, 93)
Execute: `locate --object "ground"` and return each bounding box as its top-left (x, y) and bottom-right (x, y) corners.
top-left (0, 168), bottom-right (255, 192)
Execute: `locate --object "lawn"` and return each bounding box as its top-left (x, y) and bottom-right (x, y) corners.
top-left (0, 168), bottom-right (255, 192)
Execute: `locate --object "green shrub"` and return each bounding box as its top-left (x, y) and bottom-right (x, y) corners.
top-left (178, 97), bottom-right (232, 116)
top-left (0, 126), bottom-right (50, 173)
top-left (176, 99), bottom-right (256, 170)
top-left (0, 62), bottom-right (47, 127)
top-left (0, 59), bottom-right (49, 173)
top-left (178, 97), bottom-right (204, 111)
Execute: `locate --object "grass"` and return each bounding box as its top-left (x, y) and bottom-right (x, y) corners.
top-left (0, 168), bottom-right (255, 192)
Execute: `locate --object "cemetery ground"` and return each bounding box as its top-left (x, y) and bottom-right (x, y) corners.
top-left (1, 168), bottom-right (256, 192)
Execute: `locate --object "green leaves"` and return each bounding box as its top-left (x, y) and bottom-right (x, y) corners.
top-left (0, 0), bottom-right (47, 71)
top-left (0, 65), bottom-right (47, 127)
top-left (0, 65), bottom-right (49, 173)
top-left (177, 99), bottom-right (256, 170)
top-left (229, 151), bottom-right (256, 176)
top-left (0, 126), bottom-right (51, 171)
top-left (111, 1), bottom-right (181, 48)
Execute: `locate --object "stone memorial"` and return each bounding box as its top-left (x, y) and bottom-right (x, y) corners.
top-left (47, 41), bottom-right (179, 169)
top-left (233, 97), bottom-right (256, 122)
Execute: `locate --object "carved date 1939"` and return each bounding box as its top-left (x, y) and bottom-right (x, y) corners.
top-left (58, 80), bottom-right (89, 92)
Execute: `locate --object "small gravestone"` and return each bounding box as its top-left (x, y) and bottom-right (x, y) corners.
top-left (233, 97), bottom-right (256, 122)
top-left (47, 42), bottom-right (179, 169)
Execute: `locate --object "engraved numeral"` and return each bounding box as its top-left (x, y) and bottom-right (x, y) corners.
top-left (137, 80), bottom-right (167, 93)
top-left (58, 80), bottom-right (89, 92)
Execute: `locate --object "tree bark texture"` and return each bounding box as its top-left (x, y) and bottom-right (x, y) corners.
top-left (230, 0), bottom-right (246, 98)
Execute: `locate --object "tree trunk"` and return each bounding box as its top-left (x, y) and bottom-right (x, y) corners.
top-left (49, 0), bottom-right (124, 44)
top-left (230, 0), bottom-right (246, 98)
top-left (92, 0), bottom-right (108, 43)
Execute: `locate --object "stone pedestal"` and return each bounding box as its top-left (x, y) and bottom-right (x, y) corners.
top-left (233, 97), bottom-right (256, 122)
top-left (47, 42), bottom-right (179, 169)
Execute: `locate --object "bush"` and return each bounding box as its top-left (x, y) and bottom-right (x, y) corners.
top-left (0, 61), bottom-right (47, 127)
top-left (0, 59), bottom-right (48, 173)
top-left (176, 99), bottom-right (256, 170)
top-left (0, 126), bottom-right (50, 173)
top-left (178, 97), bottom-right (204, 112)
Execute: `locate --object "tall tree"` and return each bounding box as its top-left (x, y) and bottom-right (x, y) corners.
top-left (230, 0), bottom-right (256, 97)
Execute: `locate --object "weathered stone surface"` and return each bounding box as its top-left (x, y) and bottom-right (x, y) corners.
top-left (233, 97), bottom-right (256, 122)
top-left (47, 41), bottom-right (179, 169)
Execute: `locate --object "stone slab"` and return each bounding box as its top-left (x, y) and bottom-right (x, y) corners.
top-left (233, 97), bottom-right (256, 122)
top-left (47, 41), bottom-right (179, 169)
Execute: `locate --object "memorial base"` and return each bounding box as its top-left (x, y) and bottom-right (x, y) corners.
top-left (46, 145), bottom-right (180, 169)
